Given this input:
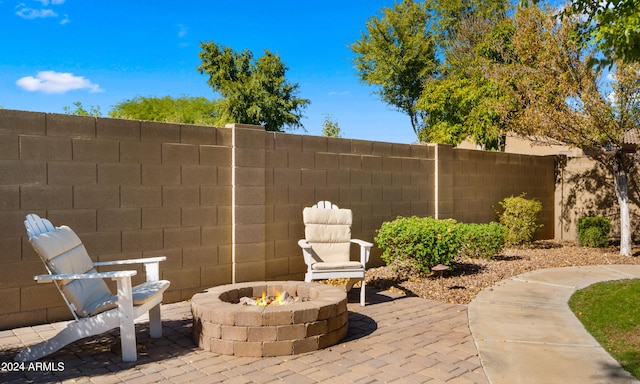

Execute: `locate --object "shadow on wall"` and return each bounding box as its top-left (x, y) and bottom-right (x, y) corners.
top-left (557, 157), bottom-right (640, 241)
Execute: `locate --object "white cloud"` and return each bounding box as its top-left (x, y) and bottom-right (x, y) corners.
top-left (177, 24), bottom-right (188, 38)
top-left (16, 7), bottom-right (57, 19)
top-left (16, 71), bottom-right (104, 94)
top-left (16, 0), bottom-right (66, 21)
top-left (35, 0), bottom-right (65, 5)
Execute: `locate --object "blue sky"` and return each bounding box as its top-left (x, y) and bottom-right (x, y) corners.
top-left (0, 0), bottom-right (419, 144)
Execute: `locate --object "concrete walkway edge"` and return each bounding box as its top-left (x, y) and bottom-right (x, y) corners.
top-left (468, 265), bottom-right (640, 384)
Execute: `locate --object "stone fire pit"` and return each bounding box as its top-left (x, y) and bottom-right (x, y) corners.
top-left (191, 281), bottom-right (348, 357)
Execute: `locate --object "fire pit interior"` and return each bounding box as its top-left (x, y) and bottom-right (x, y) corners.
top-left (192, 281), bottom-right (348, 357)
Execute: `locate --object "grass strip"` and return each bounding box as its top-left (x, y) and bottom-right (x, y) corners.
top-left (569, 279), bottom-right (640, 379)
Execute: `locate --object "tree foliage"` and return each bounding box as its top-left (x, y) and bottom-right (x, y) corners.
top-left (108, 95), bottom-right (219, 125)
top-left (565, 0), bottom-right (640, 67)
top-left (354, 0), bottom-right (511, 148)
top-left (494, 5), bottom-right (640, 153)
top-left (63, 101), bottom-right (102, 117)
top-left (351, 0), bottom-right (438, 137)
top-left (424, 0), bottom-right (509, 45)
top-left (322, 114), bottom-right (342, 138)
top-left (197, 41), bottom-right (310, 132)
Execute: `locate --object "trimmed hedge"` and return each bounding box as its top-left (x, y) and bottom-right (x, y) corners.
top-left (458, 222), bottom-right (507, 259)
top-left (375, 217), bottom-right (507, 276)
top-left (578, 216), bottom-right (611, 248)
top-left (375, 216), bottom-right (459, 274)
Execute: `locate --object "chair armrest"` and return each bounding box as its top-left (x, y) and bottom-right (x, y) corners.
top-left (298, 240), bottom-right (315, 266)
top-left (94, 256), bottom-right (165, 282)
top-left (350, 239), bottom-right (372, 265)
top-left (34, 270), bottom-right (137, 283)
top-left (298, 239), bottom-right (312, 249)
top-left (93, 256), bottom-right (166, 267)
top-left (350, 239), bottom-right (373, 248)
top-left (36, 271), bottom-right (137, 330)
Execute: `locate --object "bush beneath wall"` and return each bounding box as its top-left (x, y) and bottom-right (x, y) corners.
top-left (578, 216), bottom-right (611, 248)
top-left (375, 216), bottom-right (459, 275)
top-left (375, 217), bottom-right (507, 277)
top-left (498, 194), bottom-right (543, 247)
top-left (457, 222), bottom-right (507, 260)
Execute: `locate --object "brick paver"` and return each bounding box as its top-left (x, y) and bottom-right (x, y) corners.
top-left (0, 289), bottom-right (489, 383)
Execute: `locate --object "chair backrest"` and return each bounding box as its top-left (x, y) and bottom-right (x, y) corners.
top-left (25, 214), bottom-right (116, 318)
top-left (302, 203), bottom-right (352, 263)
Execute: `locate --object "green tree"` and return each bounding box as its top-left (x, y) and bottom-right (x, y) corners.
top-left (197, 41), bottom-right (310, 132)
top-left (109, 95), bottom-right (219, 125)
top-left (417, 13), bottom-right (513, 149)
top-left (493, 4), bottom-right (640, 256)
top-left (321, 114), bottom-right (342, 138)
top-left (351, 0), bottom-right (438, 138)
top-left (413, 0), bottom-right (511, 149)
top-left (63, 101), bottom-right (102, 117)
top-left (565, 0), bottom-right (640, 67)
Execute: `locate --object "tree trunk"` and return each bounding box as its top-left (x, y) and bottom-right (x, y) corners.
top-left (613, 166), bottom-right (633, 256)
top-left (409, 112), bottom-right (419, 138)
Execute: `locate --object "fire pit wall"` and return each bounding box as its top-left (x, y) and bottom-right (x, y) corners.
top-left (191, 281), bottom-right (348, 357)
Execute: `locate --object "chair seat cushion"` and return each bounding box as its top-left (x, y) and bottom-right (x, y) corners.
top-left (311, 261), bottom-right (364, 271)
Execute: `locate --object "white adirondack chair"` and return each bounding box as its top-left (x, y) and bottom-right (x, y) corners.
top-left (15, 214), bottom-right (170, 362)
top-left (298, 201), bottom-right (372, 306)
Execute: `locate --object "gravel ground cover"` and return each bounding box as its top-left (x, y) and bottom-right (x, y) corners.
top-left (362, 241), bottom-right (640, 305)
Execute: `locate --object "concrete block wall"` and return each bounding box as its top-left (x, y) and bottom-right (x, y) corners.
top-left (442, 146), bottom-right (556, 239)
top-left (0, 109), bottom-right (233, 329)
top-left (0, 109), bottom-right (557, 329)
top-left (261, 133), bottom-right (436, 282)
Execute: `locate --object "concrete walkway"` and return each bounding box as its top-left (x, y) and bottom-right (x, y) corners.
top-left (469, 265), bottom-right (640, 384)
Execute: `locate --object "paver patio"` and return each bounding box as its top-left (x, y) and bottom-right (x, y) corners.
top-left (0, 288), bottom-right (488, 384)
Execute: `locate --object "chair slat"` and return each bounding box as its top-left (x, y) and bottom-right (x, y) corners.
top-left (24, 214), bottom-right (55, 237)
top-left (313, 200), bottom-right (338, 209)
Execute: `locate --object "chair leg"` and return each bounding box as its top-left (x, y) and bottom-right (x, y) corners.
top-left (148, 304), bottom-right (162, 338)
top-left (117, 276), bottom-right (137, 362)
top-left (360, 278), bottom-right (366, 306)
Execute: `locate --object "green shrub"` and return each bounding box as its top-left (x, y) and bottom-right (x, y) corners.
top-left (498, 194), bottom-right (543, 247)
top-left (578, 216), bottom-right (611, 247)
top-left (374, 216), bottom-right (460, 275)
top-left (457, 222), bottom-right (507, 259)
